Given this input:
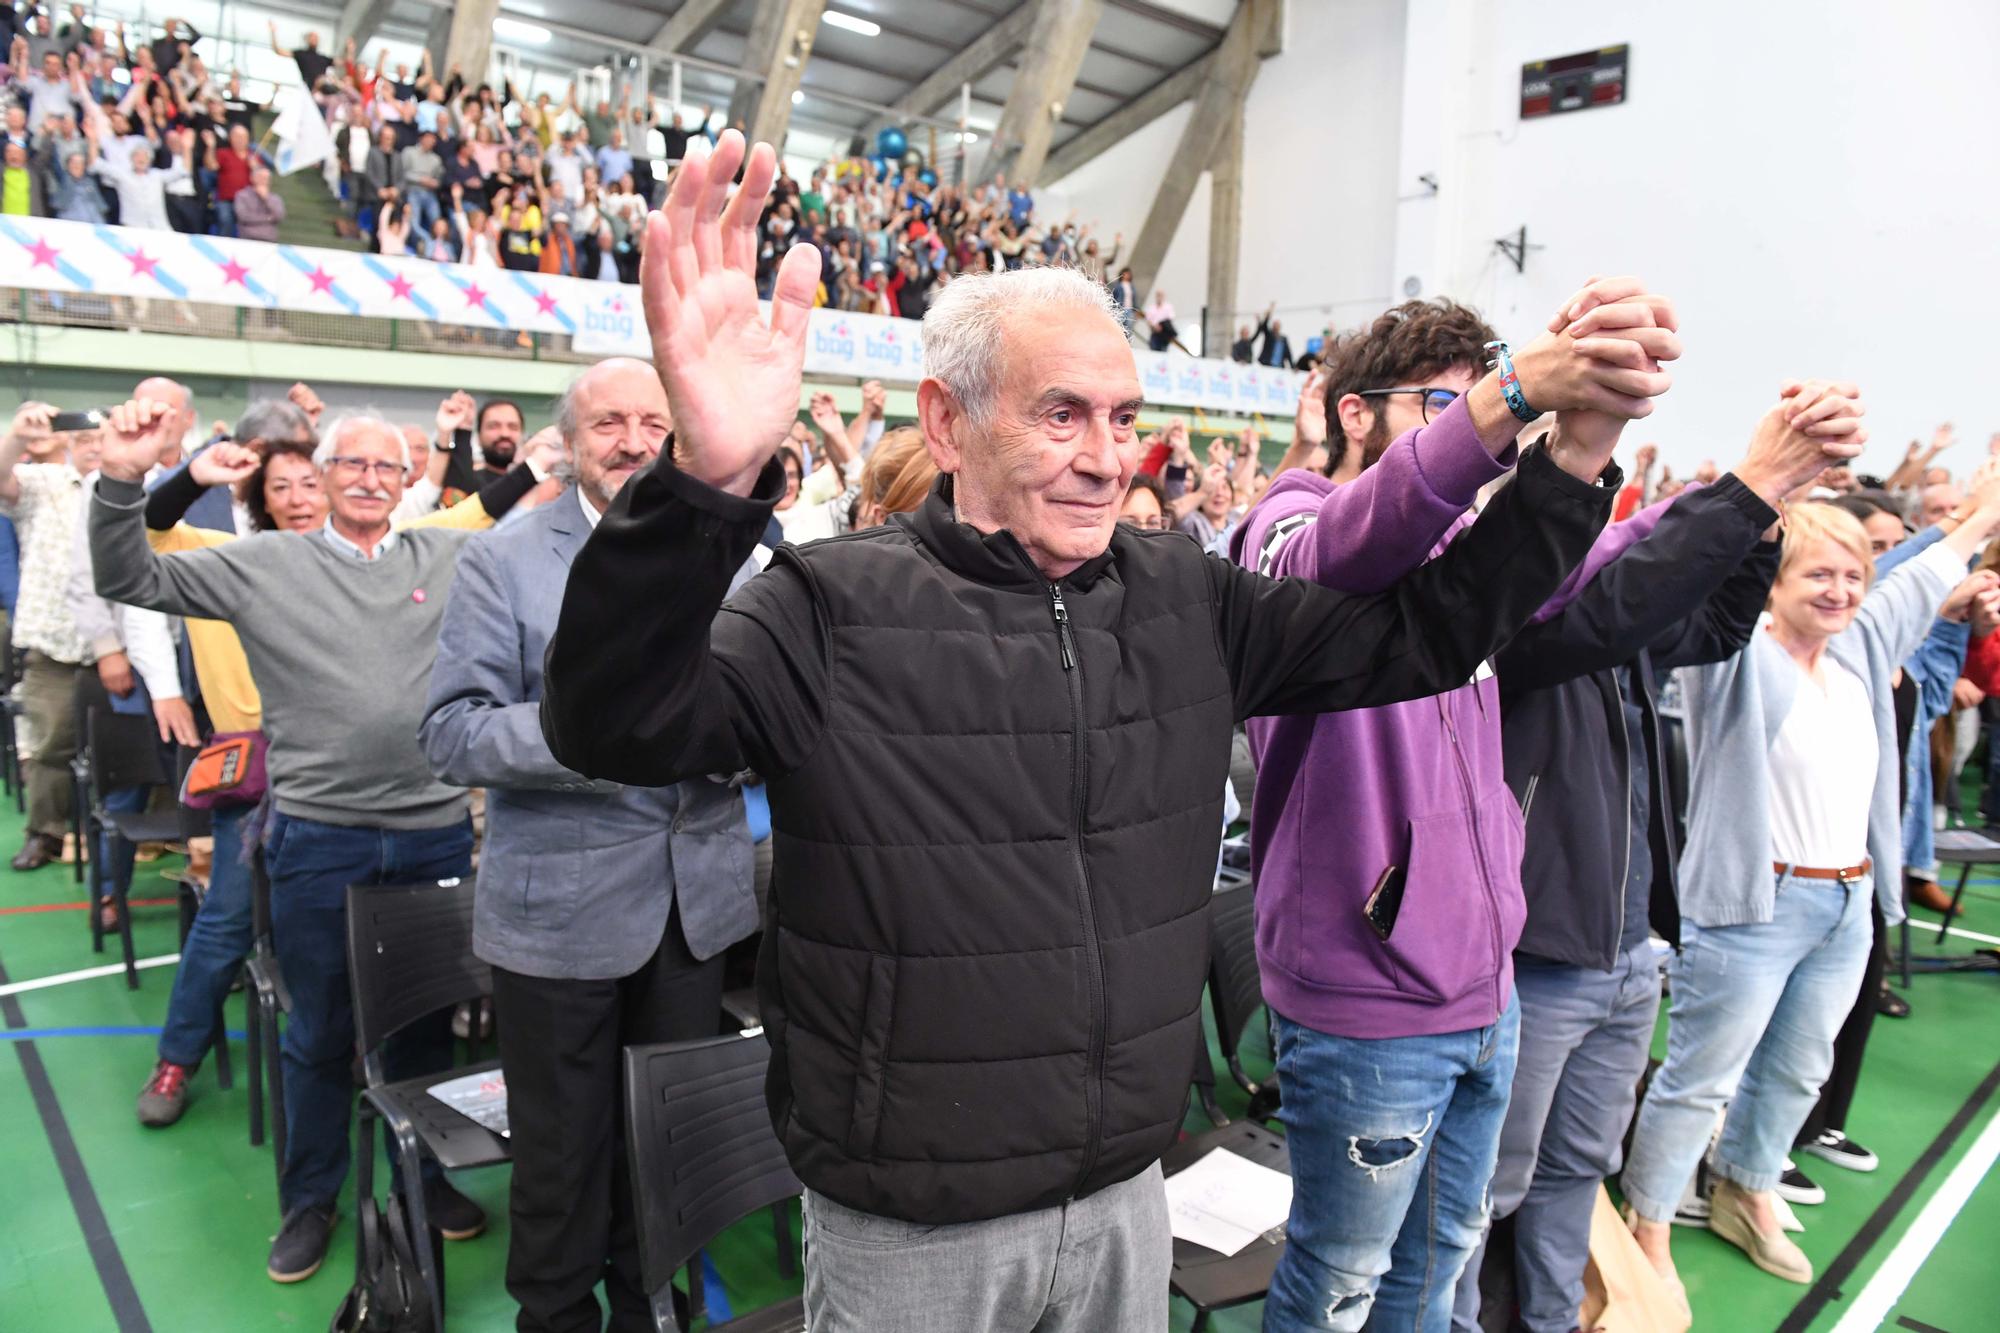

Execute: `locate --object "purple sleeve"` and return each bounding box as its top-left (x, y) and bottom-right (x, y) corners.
top-left (1252, 393), bottom-right (1513, 593)
top-left (1527, 481), bottom-right (1695, 625)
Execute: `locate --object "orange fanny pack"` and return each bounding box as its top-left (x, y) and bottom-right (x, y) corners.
top-left (181, 730), bottom-right (268, 810)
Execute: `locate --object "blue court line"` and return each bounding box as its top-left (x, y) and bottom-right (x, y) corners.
top-left (0, 1025), bottom-right (247, 1043)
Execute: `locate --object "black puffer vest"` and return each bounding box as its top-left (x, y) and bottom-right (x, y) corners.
top-left (757, 479), bottom-right (1229, 1224)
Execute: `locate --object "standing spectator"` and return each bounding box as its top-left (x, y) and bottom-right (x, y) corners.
top-left (1142, 288), bottom-right (1193, 355)
top-left (233, 163), bottom-right (285, 242)
top-left (1257, 311), bottom-right (1296, 369)
top-left (10, 42), bottom-right (80, 130)
top-left (594, 124), bottom-right (632, 188)
top-left (421, 357), bottom-right (756, 1333)
top-left (396, 127), bottom-right (444, 233)
top-left (268, 21), bottom-right (332, 89)
top-left (0, 403), bottom-right (101, 870)
top-left (2, 138), bottom-right (43, 215)
top-left (90, 405), bottom-right (524, 1282)
top-left (211, 122), bottom-right (255, 236)
top-left (48, 142), bottom-right (107, 223)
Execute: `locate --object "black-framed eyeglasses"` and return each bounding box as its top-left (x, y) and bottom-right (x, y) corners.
top-left (1356, 387), bottom-right (1461, 423)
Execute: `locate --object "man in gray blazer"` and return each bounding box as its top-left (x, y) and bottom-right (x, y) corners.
top-left (421, 357), bottom-right (757, 1333)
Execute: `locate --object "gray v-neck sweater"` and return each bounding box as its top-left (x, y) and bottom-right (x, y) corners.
top-left (90, 476), bottom-right (474, 829)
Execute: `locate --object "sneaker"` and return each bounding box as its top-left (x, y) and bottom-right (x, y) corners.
top-left (268, 1205), bottom-right (336, 1283)
top-left (1775, 1161), bottom-right (1824, 1206)
top-left (1876, 984), bottom-right (1912, 1019)
top-left (136, 1059), bottom-right (192, 1127)
top-left (425, 1180), bottom-right (487, 1241)
top-left (1801, 1129), bottom-right (1880, 1173)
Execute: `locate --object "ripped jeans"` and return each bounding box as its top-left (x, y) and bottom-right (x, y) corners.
top-left (1264, 994), bottom-right (1520, 1332)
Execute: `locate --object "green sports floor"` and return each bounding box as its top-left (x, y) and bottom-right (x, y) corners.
top-left (4, 807), bottom-right (2000, 1333)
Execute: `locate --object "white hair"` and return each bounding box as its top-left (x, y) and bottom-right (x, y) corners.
top-left (314, 412), bottom-right (411, 468)
top-left (921, 266), bottom-right (1119, 423)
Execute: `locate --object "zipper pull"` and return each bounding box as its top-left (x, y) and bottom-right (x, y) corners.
top-left (1049, 582), bottom-right (1075, 670)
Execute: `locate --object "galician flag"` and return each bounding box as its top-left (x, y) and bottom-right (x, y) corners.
top-left (270, 85), bottom-right (336, 175)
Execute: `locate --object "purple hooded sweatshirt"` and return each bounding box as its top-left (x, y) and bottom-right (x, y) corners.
top-left (1227, 399), bottom-right (1657, 1039)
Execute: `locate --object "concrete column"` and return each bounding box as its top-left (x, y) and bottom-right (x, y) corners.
top-left (442, 0), bottom-right (501, 91)
top-left (334, 0), bottom-right (393, 53)
top-left (978, 0), bottom-right (1104, 188)
top-left (726, 0), bottom-right (827, 148)
top-left (1126, 0), bottom-right (1273, 296)
top-left (1204, 105), bottom-right (1243, 359)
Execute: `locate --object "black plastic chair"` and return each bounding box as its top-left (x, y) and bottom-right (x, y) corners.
top-left (623, 1033), bottom-right (805, 1333)
top-left (1196, 883), bottom-right (1277, 1127)
top-left (76, 702), bottom-right (207, 988)
top-left (243, 845), bottom-right (288, 1162)
top-left (346, 877), bottom-right (512, 1329)
top-left (1164, 1120), bottom-right (1292, 1333)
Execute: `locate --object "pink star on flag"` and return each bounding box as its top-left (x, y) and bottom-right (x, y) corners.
top-left (388, 274), bottom-right (415, 302)
top-left (463, 282), bottom-right (490, 309)
top-left (127, 250), bottom-right (160, 280)
top-left (307, 266), bottom-right (336, 296)
top-left (532, 289), bottom-right (559, 318)
top-left (27, 238), bottom-right (61, 270)
top-left (220, 258), bottom-right (251, 287)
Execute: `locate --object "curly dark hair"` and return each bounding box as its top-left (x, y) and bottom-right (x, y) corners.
top-left (1320, 299), bottom-right (1496, 476)
top-left (239, 438), bottom-right (320, 533)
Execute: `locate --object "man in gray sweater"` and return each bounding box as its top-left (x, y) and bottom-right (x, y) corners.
top-left (88, 400), bottom-right (497, 1284)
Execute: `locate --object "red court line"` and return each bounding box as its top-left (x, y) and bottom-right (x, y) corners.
top-left (0, 897), bottom-right (176, 917)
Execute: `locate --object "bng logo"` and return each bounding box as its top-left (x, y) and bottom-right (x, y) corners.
top-left (864, 323), bottom-right (904, 368)
top-left (816, 317), bottom-right (856, 363)
top-left (585, 295), bottom-right (635, 342)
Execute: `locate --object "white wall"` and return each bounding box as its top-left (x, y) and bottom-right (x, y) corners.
top-left (1392, 0), bottom-right (2000, 473)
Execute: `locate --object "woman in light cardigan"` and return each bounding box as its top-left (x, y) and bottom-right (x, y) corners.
top-left (1623, 477), bottom-right (2000, 1297)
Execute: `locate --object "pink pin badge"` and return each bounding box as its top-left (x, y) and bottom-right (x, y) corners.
top-left (412, 589), bottom-right (428, 604)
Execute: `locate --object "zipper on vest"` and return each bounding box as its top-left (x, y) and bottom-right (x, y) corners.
top-left (1611, 670), bottom-right (1634, 962)
top-left (1051, 580), bottom-right (1105, 1193)
top-left (1049, 582), bottom-right (1076, 669)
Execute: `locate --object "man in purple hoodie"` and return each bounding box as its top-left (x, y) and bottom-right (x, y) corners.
top-left (1228, 279), bottom-right (1681, 1331)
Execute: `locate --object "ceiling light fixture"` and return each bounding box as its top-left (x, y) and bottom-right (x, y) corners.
top-left (822, 10), bottom-right (882, 37)
top-left (492, 17), bottom-right (553, 46)
top-left (791, 89), bottom-right (805, 105)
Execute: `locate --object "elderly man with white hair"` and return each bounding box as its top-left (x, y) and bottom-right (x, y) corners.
top-left (87, 407), bottom-right (555, 1282)
top-left (541, 131), bottom-right (1646, 1331)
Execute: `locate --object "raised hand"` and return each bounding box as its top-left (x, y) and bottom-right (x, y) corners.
top-left (1735, 382), bottom-right (1867, 505)
top-left (101, 398), bottom-right (177, 483)
top-left (523, 426), bottom-right (564, 476)
top-left (642, 132), bottom-right (820, 494)
top-left (190, 440), bottom-right (261, 489)
top-left (1292, 367), bottom-right (1328, 449)
top-left (6, 401), bottom-right (56, 450)
top-left (286, 381), bottom-right (325, 425)
top-left (434, 389), bottom-right (475, 441)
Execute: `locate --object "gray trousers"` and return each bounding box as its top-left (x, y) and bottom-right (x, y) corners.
top-left (802, 1162), bottom-right (1170, 1332)
top-left (1452, 945), bottom-right (1659, 1333)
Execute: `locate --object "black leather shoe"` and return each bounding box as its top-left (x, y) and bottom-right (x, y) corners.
top-left (1876, 984), bottom-right (1912, 1019)
top-left (267, 1205), bottom-right (336, 1283)
top-left (10, 833), bottom-right (62, 872)
top-left (425, 1180), bottom-right (487, 1241)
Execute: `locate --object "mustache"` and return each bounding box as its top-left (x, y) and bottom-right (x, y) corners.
top-left (342, 486), bottom-right (392, 501)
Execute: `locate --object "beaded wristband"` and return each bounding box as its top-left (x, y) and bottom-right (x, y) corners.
top-left (1485, 340), bottom-right (1539, 423)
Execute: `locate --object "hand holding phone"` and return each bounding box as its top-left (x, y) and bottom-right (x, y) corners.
top-left (49, 409), bottom-right (107, 434)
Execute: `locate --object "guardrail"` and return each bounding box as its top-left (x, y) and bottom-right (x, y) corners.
top-left (0, 217), bottom-right (1306, 412)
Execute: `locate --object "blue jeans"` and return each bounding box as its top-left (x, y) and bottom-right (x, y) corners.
top-left (214, 197), bottom-right (236, 237)
top-left (405, 186), bottom-right (441, 234)
top-left (1452, 945), bottom-right (1659, 1333)
top-left (1264, 994), bottom-right (1520, 1332)
top-left (98, 784), bottom-right (150, 901)
top-left (266, 811), bottom-right (473, 1214)
top-left (157, 802), bottom-right (254, 1068)
top-left (1621, 870), bottom-right (1874, 1221)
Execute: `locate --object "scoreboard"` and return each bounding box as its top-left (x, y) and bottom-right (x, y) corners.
top-left (1521, 45), bottom-right (1629, 119)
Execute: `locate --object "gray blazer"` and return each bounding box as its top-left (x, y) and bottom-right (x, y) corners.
top-left (421, 491), bottom-right (757, 979)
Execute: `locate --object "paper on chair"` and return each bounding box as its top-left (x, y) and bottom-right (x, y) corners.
top-left (1164, 1147), bottom-right (1293, 1256)
top-left (427, 1069), bottom-right (509, 1138)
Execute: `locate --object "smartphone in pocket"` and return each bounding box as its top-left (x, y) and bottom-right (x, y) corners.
top-left (1362, 864), bottom-right (1409, 942)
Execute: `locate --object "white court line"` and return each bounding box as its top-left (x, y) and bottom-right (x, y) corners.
top-left (0, 953), bottom-right (179, 998)
top-left (1828, 1104), bottom-right (2000, 1333)
top-left (1943, 924), bottom-right (2000, 947)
